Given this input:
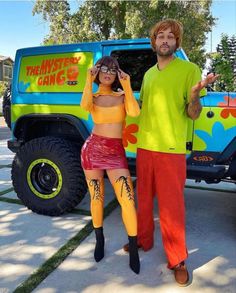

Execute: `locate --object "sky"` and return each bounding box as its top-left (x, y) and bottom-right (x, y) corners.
top-left (0, 0), bottom-right (235, 60)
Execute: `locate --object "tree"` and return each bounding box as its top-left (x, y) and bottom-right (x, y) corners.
top-left (0, 81), bottom-right (8, 98)
top-left (32, 0), bottom-right (71, 44)
top-left (33, 0), bottom-right (215, 68)
top-left (208, 34), bottom-right (236, 91)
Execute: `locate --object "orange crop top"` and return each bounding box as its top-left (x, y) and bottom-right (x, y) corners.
top-left (80, 72), bottom-right (140, 124)
top-left (91, 104), bottom-right (126, 124)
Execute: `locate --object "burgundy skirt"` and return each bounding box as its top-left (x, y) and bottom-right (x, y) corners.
top-left (81, 133), bottom-right (128, 170)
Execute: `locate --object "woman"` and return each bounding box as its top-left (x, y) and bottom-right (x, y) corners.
top-left (80, 56), bottom-right (140, 274)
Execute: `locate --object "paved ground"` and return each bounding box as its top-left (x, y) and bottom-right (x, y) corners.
top-left (0, 117), bottom-right (236, 293)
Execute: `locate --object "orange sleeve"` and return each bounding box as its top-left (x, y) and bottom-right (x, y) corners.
top-left (80, 72), bottom-right (93, 112)
top-left (119, 76), bottom-right (140, 117)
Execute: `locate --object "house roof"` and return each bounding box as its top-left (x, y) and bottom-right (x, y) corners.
top-left (0, 55), bottom-right (13, 62)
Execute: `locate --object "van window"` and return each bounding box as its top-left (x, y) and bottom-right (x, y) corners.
top-left (3, 64), bottom-right (13, 79)
top-left (111, 49), bottom-right (156, 91)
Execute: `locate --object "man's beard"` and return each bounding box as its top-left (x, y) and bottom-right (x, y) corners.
top-left (156, 44), bottom-right (176, 57)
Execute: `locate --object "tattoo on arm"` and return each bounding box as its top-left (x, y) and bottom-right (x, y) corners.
top-left (187, 99), bottom-right (202, 120)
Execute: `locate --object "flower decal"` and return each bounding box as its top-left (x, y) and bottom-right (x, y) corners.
top-left (122, 122), bottom-right (139, 147)
top-left (19, 81), bottom-right (30, 92)
top-left (195, 121), bottom-right (236, 152)
top-left (218, 96), bottom-right (236, 118)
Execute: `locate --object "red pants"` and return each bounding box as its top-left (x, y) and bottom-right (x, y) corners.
top-left (136, 148), bottom-right (188, 268)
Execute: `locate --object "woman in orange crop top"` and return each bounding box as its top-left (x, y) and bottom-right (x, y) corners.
top-left (80, 56), bottom-right (140, 274)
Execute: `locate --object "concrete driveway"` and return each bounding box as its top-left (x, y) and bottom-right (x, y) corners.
top-left (0, 118), bottom-right (236, 293)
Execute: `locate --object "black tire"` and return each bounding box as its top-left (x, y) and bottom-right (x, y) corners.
top-left (12, 137), bottom-right (87, 216)
top-left (2, 86), bottom-right (11, 129)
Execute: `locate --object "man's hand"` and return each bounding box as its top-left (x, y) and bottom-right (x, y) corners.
top-left (187, 73), bottom-right (219, 120)
top-left (191, 73), bottom-right (219, 100)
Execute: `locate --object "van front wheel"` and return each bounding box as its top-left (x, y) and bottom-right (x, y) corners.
top-left (12, 137), bottom-right (87, 216)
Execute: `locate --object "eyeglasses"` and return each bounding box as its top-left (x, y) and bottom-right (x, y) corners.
top-left (100, 65), bottom-right (117, 75)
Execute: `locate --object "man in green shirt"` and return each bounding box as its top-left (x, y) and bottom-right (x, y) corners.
top-left (124, 19), bottom-right (218, 286)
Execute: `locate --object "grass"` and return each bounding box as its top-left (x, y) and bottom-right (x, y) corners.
top-left (71, 208), bottom-right (91, 216)
top-left (0, 187), bottom-right (14, 196)
top-left (0, 196), bottom-right (22, 205)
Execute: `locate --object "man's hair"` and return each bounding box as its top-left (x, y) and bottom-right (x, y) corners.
top-left (150, 19), bottom-right (183, 52)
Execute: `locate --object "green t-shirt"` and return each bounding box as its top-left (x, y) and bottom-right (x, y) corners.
top-left (137, 57), bottom-right (207, 154)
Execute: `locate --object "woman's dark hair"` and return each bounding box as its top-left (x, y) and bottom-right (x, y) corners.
top-left (94, 56), bottom-right (121, 90)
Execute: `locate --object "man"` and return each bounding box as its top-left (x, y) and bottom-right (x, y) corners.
top-left (124, 19), bottom-right (218, 285)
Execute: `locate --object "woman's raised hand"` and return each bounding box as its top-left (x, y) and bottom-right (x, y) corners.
top-left (118, 69), bottom-right (129, 81)
top-left (89, 65), bottom-right (101, 81)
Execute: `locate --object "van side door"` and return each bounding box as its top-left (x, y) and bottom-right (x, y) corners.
top-left (103, 42), bottom-right (156, 158)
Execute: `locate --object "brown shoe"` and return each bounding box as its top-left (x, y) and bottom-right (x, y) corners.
top-left (173, 262), bottom-right (190, 286)
top-left (123, 243), bottom-right (142, 252)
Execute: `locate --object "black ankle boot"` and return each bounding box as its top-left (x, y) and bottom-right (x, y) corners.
top-left (128, 236), bottom-right (140, 274)
top-left (94, 227), bottom-right (104, 262)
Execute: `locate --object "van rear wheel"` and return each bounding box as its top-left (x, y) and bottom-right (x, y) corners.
top-left (12, 137), bottom-right (87, 216)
